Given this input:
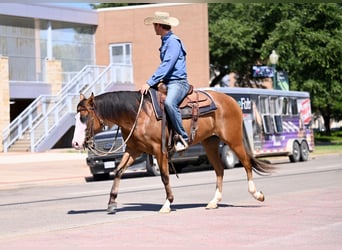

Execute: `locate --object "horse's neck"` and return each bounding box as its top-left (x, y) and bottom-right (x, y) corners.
top-left (96, 91), bottom-right (143, 133)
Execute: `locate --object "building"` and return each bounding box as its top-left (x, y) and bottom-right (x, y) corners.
top-left (95, 3), bottom-right (209, 88)
top-left (0, 3), bottom-right (209, 152)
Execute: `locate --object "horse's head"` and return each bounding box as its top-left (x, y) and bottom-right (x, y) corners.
top-left (72, 93), bottom-right (104, 150)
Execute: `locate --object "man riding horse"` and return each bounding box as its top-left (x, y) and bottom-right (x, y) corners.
top-left (140, 11), bottom-right (190, 152)
top-left (72, 11), bottom-right (274, 215)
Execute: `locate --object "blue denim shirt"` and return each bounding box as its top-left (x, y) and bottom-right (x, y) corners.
top-left (147, 31), bottom-right (187, 87)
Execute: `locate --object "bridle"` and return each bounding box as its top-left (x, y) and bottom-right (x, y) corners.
top-left (82, 93), bottom-right (145, 156)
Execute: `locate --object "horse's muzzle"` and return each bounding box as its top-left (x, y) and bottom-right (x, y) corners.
top-left (72, 141), bottom-right (83, 150)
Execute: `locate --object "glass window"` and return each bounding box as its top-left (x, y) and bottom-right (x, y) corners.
top-left (262, 115), bottom-right (274, 134)
top-left (289, 99), bottom-right (298, 115)
top-left (0, 17), bottom-right (95, 81)
top-left (273, 115), bottom-right (283, 133)
top-left (259, 96), bottom-right (269, 114)
top-left (269, 97), bottom-right (276, 114)
top-left (110, 43), bottom-right (132, 65)
top-left (282, 98), bottom-right (288, 115)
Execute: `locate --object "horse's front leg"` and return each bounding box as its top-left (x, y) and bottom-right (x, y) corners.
top-left (107, 148), bottom-right (140, 214)
top-left (157, 153), bottom-right (174, 213)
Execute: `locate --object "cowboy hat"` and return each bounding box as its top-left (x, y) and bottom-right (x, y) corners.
top-left (144, 11), bottom-right (179, 27)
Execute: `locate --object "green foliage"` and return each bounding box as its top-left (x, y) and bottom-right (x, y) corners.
top-left (209, 3), bottom-right (342, 133)
top-left (91, 3), bottom-right (148, 9)
top-left (315, 130), bottom-right (342, 146)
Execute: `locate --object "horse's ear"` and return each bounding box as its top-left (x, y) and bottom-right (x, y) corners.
top-left (80, 93), bottom-right (85, 101)
top-left (88, 92), bottom-right (95, 108)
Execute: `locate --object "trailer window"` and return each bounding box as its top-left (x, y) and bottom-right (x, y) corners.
top-left (289, 99), bottom-right (298, 115)
top-left (270, 97), bottom-right (283, 133)
top-left (273, 115), bottom-right (283, 133)
top-left (282, 98), bottom-right (289, 115)
top-left (269, 97), bottom-right (276, 114)
top-left (262, 115), bottom-right (274, 134)
top-left (276, 97), bottom-right (282, 114)
top-left (259, 96), bottom-right (269, 113)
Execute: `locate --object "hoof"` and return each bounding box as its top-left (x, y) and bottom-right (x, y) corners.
top-left (257, 191), bottom-right (265, 202)
top-left (107, 203), bottom-right (117, 214)
top-left (159, 199), bottom-right (171, 214)
top-left (205, 202), bottom-right (218, 210)
top-left (159, 207), bottom-right (171, 214)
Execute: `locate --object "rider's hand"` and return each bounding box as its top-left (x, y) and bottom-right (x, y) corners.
top-left (140, 83), bottom-right (150, 95)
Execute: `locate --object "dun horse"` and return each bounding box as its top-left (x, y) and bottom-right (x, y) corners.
top-left (72, 90), bottom-right (274, 214)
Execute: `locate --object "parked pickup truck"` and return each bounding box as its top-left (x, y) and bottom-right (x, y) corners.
top-left (86, 126), bottom-right (238, 179)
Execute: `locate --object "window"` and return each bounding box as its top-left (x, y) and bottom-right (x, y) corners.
top-left (282, 98), bottom-right (288, 115)
top-left (271, 97), bottom-right (283, 133)
top-left (259, 96), bottom-right (269, 114)
top-left (259, 96), bottom-right (283, 134)
top-left (260, 96), bottom-right (274, 134)
top-left (110, 43), bottom-right (132, 65)
top-left (290, 99), bottom-right (298, 115)
top-left (262, 115), bottom-right (274, 134)
top-left (273, 115), bottom-right (283, 133)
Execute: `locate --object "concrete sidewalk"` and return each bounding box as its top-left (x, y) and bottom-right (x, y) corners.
top-left (0, 149), bottom-right (90, 189)
top-left (0, 149), bottom-right (87, 164)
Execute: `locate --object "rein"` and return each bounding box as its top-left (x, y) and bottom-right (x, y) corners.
top-left (85, 93), bottom-right (145, 156)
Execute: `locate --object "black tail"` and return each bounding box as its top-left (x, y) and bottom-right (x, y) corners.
top-left (248, 151), bottom-right (276, 176)
top-left (242, 122), bottom-right (276, 176)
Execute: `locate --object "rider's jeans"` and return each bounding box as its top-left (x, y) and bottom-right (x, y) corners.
top-left (164, 79), bottom-right (190, 141)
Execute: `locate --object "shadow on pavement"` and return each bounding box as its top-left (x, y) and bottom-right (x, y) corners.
top-left (67, 203), bottom-right (263, 215)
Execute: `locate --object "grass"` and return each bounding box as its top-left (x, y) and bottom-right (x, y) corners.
top-left (313, 130), bottom-right (342, 155)
top-left (313, 144), bottom-right (342, 155)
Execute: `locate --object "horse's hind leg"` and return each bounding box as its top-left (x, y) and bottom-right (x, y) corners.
top-left (202, 136), bottom-right (224, 209)
top-left (230, 142), bottom-right (265, 202)
top-left (107, 148), bottom-right (140, 214)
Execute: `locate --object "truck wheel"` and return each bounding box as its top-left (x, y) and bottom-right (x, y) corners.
top-left (289, 141), bottom-right (301, 162)
top-left (300, 140), bottom-right (309, 162)
top-left (146, 154), bottom-right (160, 176)
top-left (221, 144), bottom-right (237, 169)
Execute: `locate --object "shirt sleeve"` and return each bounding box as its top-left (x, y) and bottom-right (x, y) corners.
top-left (147, 38), bottom-right (181, 86)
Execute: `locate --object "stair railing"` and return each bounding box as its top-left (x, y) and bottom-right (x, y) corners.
top-left (30, 63), bottom-right (133, 152)
top-left (2, 65), bottom-right (106, 152)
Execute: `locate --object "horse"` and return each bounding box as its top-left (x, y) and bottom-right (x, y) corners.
top-left (72, 90), bottom-right (274, 214)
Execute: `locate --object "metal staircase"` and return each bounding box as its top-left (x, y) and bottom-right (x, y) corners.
top-left (2, 64), bottom-right (133, 152)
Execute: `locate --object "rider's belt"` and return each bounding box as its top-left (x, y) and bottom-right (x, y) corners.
top-left (163, 78), bottom-right (187, 84)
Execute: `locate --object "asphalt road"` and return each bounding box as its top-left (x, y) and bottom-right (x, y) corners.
top-left (0, 154), bottom-right (341, 249)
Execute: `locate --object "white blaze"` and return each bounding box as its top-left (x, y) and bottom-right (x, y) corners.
top-left (72, 113), bottom-right (87, 150)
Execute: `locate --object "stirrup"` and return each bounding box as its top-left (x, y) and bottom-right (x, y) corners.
top-left (174, 137), bottom-right (188, 152)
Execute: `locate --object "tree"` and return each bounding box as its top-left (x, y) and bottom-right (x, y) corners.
top-left (91, 3), bottom-right (148, 9)
top-left (209, 3), bottom-right (342, 134)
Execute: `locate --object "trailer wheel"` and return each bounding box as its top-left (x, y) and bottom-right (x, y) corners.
top-left (300, 140), bottom-right (309, 162)
top-left (289, 141), bottom-right (301, 162)
top-left (221, 144), bottom-right (237, 169)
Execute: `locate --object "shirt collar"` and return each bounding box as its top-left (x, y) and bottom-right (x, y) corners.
top-left (161, 31), bottom-right (173, 42)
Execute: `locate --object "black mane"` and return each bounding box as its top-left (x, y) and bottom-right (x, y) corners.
top-left (94, 91), bottom-right (150, 121)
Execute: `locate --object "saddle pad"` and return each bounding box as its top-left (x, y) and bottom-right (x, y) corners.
top-left (149, 88), bottom-right (217, 120)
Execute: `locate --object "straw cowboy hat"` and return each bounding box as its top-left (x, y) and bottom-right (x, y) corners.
top-left (144, 11), bottom-right (179, 27)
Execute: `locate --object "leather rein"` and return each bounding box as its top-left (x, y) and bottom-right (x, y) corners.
top-left (84, 93), bottom-right (145, 156)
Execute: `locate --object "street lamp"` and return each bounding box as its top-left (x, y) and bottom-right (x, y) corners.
top-left (269, 50), bottom-right (279, 89)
